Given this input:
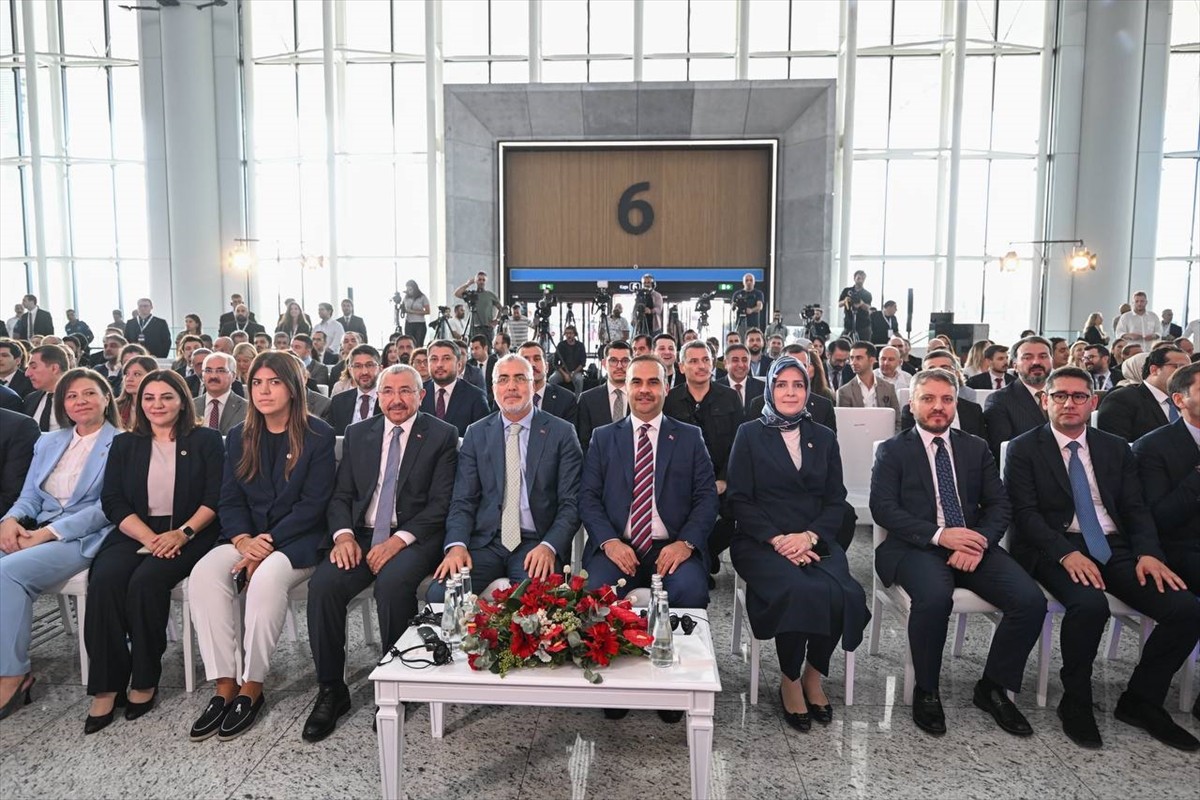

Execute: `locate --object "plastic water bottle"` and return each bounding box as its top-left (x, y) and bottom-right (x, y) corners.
top-left (459, 566), bottom-right (473, 599)
top-left (441, 578), bottom-right (461, 644)
top-left (650, 591), bottom-right (674, 668)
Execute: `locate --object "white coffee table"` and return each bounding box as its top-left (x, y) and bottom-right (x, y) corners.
top-left (370, 608), bottom-right (722, 800)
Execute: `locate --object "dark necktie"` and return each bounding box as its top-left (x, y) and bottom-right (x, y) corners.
top-left (359, 393), bottom-right (371, 422)
top-left (372, 426), bottom-right (404, 546)
top-left (734, 382), bottom-right (744, 406)
top-left (1065, 441), bottom-right (1111, 564)
top-left (933, 437), bottom-right (965, 528)
top-left (533, 393), bottom-right (541, 409)
top-left (436, 388), bottom-right (446, 419)
top-left (995, 377), bottom-right (1002, 390)
top-left (1166, 401), bottom-right (1179, 423)
top-left (38, 395), bottom-right (52, 432)
top-left (208, 398), bottom-right (220, 429)
top-left (630, 423), bottom-right (655, 557)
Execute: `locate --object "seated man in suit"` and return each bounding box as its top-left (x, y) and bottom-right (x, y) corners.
top-left (22, 344), bottom-right (68, 432)
top-left (871, 368), bottom-right (1045, 738)
top-left (983, 335), bottom-right (1051, 461)
top-left (580, 354), bottom-right (719, 608)
top-left (1006, 366), bottom-right (1199, 750)
top-left (1097, 345), bottom-right (1189, 443)
top-left (291, 334), bottom-right (330, 387)
top-left (900, 349), bottom-right (986, 439)
top-left (302, 364), bottom-right (459, 742)
top-left (429, 354), bottom-right (582, 601)
top-left (576, 341), bottom-right (631, 453)
top-left (826, 338), bottom-right (854, 392)
top-left (193, 352), bottom-right (247, 434)
top-left (326, 345), bottom-right (381, 435)
top-left (966, 344), bottom-right (1015, 390)
top-left (0, 338), bottom-right (34, 398)
top-left (418, 339), bottom-right (490, 437)
top-left (517, 341), bottom-right (577, 425)
top-left (837, 341), bottom-right (900, 428)
top-left (0, 408), bottom-right (38, 513)
top-left (717, 343), bottom-right (765, 413)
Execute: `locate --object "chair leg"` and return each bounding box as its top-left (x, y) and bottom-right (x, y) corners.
top-left (1106, 618), bottom-right (1123, 660)
top-left (730, 580), bottom-right (743, 657)
top-left (1036, 613), bottom-right (1053, 708)
top-left (57, 596), bottom-right (74, 636)
top-left (166, 615), bottom-right (179, 643)
top-left (75, 594), bottom-right (89, 687)
top-left (283, 604), bottom-right (300, 643)
top-left (868, 594), bottom-right (884, 656)
top-left (951, 613), bottom-right (968, 658)
top-left (902, 640), bottom-right (915, 705)
top-left (844, 649), bottom-right (855, 707)
top-left (749, 637), bottom-right (760, 706)
top-left (182, 596), bottom-right (195, 694)
top-left (1181, 643), bottom-right (1198, 713)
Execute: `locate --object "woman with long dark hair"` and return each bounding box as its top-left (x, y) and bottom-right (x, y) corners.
top-left (401, 280), bottom-right (431, 346)
top-left (83, 369), bottom-right (223, 733)
top-left (187, 351), bottom-right (335, 741)
top-left (275, 301), bottom-right (311, 339)
top-left (115, 355), bottom-right (158, 431)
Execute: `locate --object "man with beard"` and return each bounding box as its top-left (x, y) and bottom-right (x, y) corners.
top-left (653, 334), bottom-right (684, 388)
top-left (393, 335), bottom-right (416, 365)
top-left (96, 333), bottom-right (126, 393)
top-left (220, 303), bottom-right (264, 339)
top-left (576, 341), bottom-right (632, 453)
top-left (983, 336), bottom-right (1052, 461)
top-left (838, 270), bottom-right (873, 341)
top-left (899, 349), bottom-right (986, 439)
top-left (826, 339), bottom-right (853, 391)
top-left (1082, 344), bottom-right (1115, 391)
top-left (418, 339), bottom-right (489, 437)
top-left (326, 345), bottom-right (382, 435)
top-left (193, 352), bottom-right (247, 434)
top-left (1096, 346), bottom-right (1189, 442)
top-left (718, 343), bottom-right (765, 413)
top-left (517, 341), bottom-right (577, 425)
top-left (123, 298), bottom-right (172, 358)
top-left (966, 344), bottom-right (1015, 391)
top-left (745, 328), bottom-right (773, 377)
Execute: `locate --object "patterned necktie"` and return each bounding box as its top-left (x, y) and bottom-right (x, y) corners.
top-left (501, 423), bottom-right (523, 552)
top-left (1166, 401), bottom-right (1180, 423)
top-left (932, 437), bottom-right (965, 528)
top-left (995, 377), bottom-right (1003, 390)
top-left (208, 398), bottom-right (220, 429)
top-left (436, 388), bottom-right (447, 419)
top-left (612, 389), bottom-right (624, 420)
top-left (1065, 441), bottom-right (1111, 564)
top-left (38, 396), bottom-right (52, 432)
top-left (371, 426), bottom-right (404, 547)
top-left (359, 393), bottom-right (371, 423)
top-left (734, 382), bottom-right (744, 406)
top-left (533, 393), bottom-right (541, 409)
top-left (629, 423), bottom-right (655, 557)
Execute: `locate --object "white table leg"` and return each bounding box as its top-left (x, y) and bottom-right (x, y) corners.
top-left (376, 701), bottom-right (404, 800)
top-left (430, 701), bottom-right (444, 738)
top-left (687, 695), bottom-right (715, 800)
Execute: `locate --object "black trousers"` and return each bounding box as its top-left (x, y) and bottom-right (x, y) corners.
top-left (308, 530), bottom-right (443, 685)
top-left (777, 567), bottom-right (845, 682)
top-left (1163, 542), bottom-right (1200, 595)
top-left (404, 322), bottom-right (426, 348)
top-left (84, 518), bottom-right (216, 694)
top-left (893, 546), bottom-right (1045, 694)
top-left (1034, 537), bottom-right (1200, 706)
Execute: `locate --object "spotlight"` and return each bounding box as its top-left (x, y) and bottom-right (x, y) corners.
top-left (1068, 247), bottom-right (1096, 273)
top-left (230, 246), bottom-right (255, 271)
top-left (1000, 250), bottom-right (1021, 273)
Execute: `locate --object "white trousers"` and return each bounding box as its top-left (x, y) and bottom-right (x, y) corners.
top-left (189, 545), bottom-right (314, 684)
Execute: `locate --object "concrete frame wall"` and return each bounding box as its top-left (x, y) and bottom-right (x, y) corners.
top-left (444, 81), bottom-right (836, 316)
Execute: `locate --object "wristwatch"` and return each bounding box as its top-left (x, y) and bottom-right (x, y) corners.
top-left (681, 540), bottom-right (695, 551)
top-left (182, 525), bottom-right (196, 542)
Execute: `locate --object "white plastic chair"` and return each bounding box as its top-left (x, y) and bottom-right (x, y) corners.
top-left (897, 388), bottom-right (910, 407)
top-left (973, 388), bottom-right (996, 408)
top-left (834, 407), bottom-right (897, 516)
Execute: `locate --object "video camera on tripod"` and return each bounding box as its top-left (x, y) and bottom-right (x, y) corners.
top-left (535, 287), bottom-right (557, 320)
top-left (593, 281), bottom-right (612, 311)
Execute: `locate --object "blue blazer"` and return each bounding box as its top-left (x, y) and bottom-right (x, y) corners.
top-left (444, 410), bottom-right (582, 557)
top-left (579, 415), bottom-right (719, 562)
top-left (219, 416), bottom-right (337, 569)
top-left (5, 423), bottom-right (119, 559)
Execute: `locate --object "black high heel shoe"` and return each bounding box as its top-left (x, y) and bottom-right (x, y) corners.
top-left (125, 689), bottom-right (157, 721)
top-left (803, 685), bottom-right (834, 726)
top-left (779, 685), bottom-right (811, 733)
top-left (0, 674), bottom-right (35, 721)
top-left (84, 692), bottom-right (127, 735)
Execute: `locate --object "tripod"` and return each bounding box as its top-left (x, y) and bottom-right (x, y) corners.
top-left (429, 313), bottom-right (453, 344)
top-left (536, 312), bottom-right (556, 354)
top-left (595, 303), bottom-right (612, 358)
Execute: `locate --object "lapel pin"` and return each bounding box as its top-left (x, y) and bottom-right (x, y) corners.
top-left (286, 453), bottom-right (292, 460)
top-left (806, 442), bottom-right (813, 449)
top-left (416, 433), bottom-right (423, 439)
top-left (180, 450), bottom-right (188, 456)
top-left (668, 434), bottom-right (674, 441)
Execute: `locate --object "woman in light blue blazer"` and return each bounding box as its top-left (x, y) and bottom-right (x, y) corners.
top-left (0, 368), bottom-right (120, 719)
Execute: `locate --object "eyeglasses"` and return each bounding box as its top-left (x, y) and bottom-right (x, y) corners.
top-left (1047, 391), bottom-right (1092, 405)
top-left (379, 387), bottom-right (419, 397)
top-left (606, 358), bottom-right (632, 367)
top-left (494, 375), bottom-right (530, 385)
top-left (201, 368), bottom-right (230, 375)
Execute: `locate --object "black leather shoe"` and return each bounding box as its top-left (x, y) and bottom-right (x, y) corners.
top-left (302, 683), bottom-right (351, 743)
top-left (1114, 692), bottom-right (1200, 752)
top-left (1057, 695), bottom-right (1102, 749)
top-left (190, 695), bottom-right (233, 741)
top-left (780, 686), bottom-right (811, 733)
top-left (217, 694), bottom-right (265, 741)
top-left (657, 710), bottom-right (684, 723)
top-left (124, 690), bottom-right (157, 722)
top-left (912, 687), bottom-right (946, 736)
top-left (803, 687), bottom-right (833, 726)
top-left (602, 708), bottom-right (630, 720)
top-left (84, 692), bottom-right (127, 735)
top-left (973, 679), bottom-right (1032, 737)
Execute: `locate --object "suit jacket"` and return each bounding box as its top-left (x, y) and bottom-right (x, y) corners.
top-left (717, 374), bottom-right (766, 418)
top-left (869, 427), bottom-right (1010, 585)
top-left (537, 384), bottom-right (578, 426)
top-left (462, 361), bottom-right (485, 392)
top-left (193, 392), bottom-right (248, 435)
top-left (837, 376), bottom-right (900, 430)
top-left (1005, 424), bottom-right (1164, 572)
top-left (124, 316), bottom-right (172, 358)
top-left (1131, 419), bottom-right (1200, 551)
top-left (966, 371), bottom-right (1015, 390)
top-left (306, 360), bottom-right (330, 386)
top-left (579, 415), bottom-right (718, 563)
top-left (746, 393), bottom-right (837, 432)
top-left (900, 397), bottom-right (986, 440)
top-left (100, 427), bottom-right (224, 549)
top-left (1164, 322), bottom-right (1183, 338)
top-left (219, 416), bottom-right (337, 568)
top-left (2, 369), bottom-right (34, 398)
top-left (869, 310), bottom-right (899, 344)
top-left (444, 410), bottom-right (582, 557)
top-left (218, 310), bottom-right (258, 336)
top-left (307, 389), bottom-right (331, 420)
top-left (327, 412), bottom-right (458, 546)
top-left (0, 409), bottom-right (39, 514)
top-left (326, 389), bottom-right (381, 436)
top-left (4, 423), bottom-right (118, 558)
top-left (1095, 383), bottom-right (1169, 443)
top-left (663, 382), bottom-right (742, 481)
top-left (576, 383), bottom-right (618, 452)
top-left (982, 380), bottom-right (1046, 460)
top-left (0, 384), bottom-right (21, 413)
top-left (420, 379), bottom-right (490, 437)
top-left (748, 356), bottom-right (774, 379)
top-left (22, 390), bottom-right (53, 428)
top-left (827, 362), bottom-right (854, 392)
top-left (340, 315), bottom-right (369, 342)
top-left (219, 319), bottom-right (265, 339)
top-left (13, 308), bottom-right (54, 339)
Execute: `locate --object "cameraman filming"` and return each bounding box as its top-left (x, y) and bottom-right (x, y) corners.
top-left (454, 271), bottom-right (501, 336)
top-left (838, 269), bottom-right (872, 341)
top-left (804, 306), bottom-right (831, 341)
top-left (730, 273), bottom-right (765, 334)
top-left (635, 273), bottom-right (664, 336)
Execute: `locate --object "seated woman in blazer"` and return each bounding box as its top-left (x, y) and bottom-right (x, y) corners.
top-left (188, 350), bottom-right (335, 742)
top-left (83, 369), bottom-right (224, 734)
top-left (0, 368), bottom-right (120, 720)
top-left (727, 357), bottom-right (870, 733)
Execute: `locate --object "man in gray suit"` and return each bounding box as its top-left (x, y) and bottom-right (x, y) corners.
top-left (836, 341), bottom-right (900, 430)
top-left (429, 353), bottom-right (582, 601)
top-left (291, 333), bottom-right (330, 387)
top-left (194, 352), bottom-right (247, 435)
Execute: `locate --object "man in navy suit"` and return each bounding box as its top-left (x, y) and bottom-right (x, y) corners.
top-left (418, 339), bottom-right (489, 437)
top-left (326, 345), bottom-right (381, 435)
top-left (983, 335), bottom-right (1051, 461)
top-left (576, 341), bottom-right (632, 452)
top-left (123, 298), bottom-right (172, 358)
top-left (429, 354), bottom-right (582, 600)
top-left (1006, 366), bottom-right (1199, 750)
top-left (717, 344), bottom-right (765, 414)
top-left (517, 341), bottom-right (577, 425)
top-left (871, 368), bottom-right (1045, 738)
top-left (1097, 345), bottom-right (1189, 442)
top-left (580, 354), bottom-right (719, 608)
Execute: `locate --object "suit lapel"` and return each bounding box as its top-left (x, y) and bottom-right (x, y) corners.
top-left (907, 428), bottom-right (937, 508)
top-left (68, 425), bottom-right (115, 506)
top-left (654, 416), bottom-right (678, 503)
top-left (764, 426), bottom-right (801, 475)
top-left (489, 414), bottom-right (506, 491)
top-left (614, 417), bottom-right (634, 495)
top-left (525, 411), bottom-right (550, 483)
top-left (360, 415), bottom-right (386, 489)
top-left (37, 431), bottom-right (72, 495)
top-left (1084, 428), bottom-right (1120, 515)
top-left (394, 413), bottom-right (426, 493)
top-left (1037, 425), bottom-right (1073, 499)
top-left (949, 429), bottom-right (973, 513)
top-left (1140, 385), bottom-right (1168, 425)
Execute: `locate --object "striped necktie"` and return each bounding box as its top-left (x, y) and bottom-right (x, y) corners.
top-left (629, 423), bottom-right (655, 557)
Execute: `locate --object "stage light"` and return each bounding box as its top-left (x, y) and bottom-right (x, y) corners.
top-left (229, 246), bottom-right (255, 271)
top-left (1068, 246), bottom-right (1096, 273)
top-left (1000, 250), bottom-right (1021, 273)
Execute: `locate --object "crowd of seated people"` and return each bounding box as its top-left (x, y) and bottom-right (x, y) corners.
top-left (0, 286), bottom-right (1197, 757)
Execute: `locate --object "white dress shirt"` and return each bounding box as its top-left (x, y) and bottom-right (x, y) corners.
top-left (1144, 382), bottom-right (1174, 420)
top-left (1050, 427), bottom-right (1119, 535)
top-left (1114, 310), bottom-right (1161, 341)
top-left (623, 414), bottom-right (669, 541)
top-left (202, 389), bottom-right (233, 427)
top-left (1183, 319), bottom-right (1200, 349)
top-left (729, 378), bottom-right (747, 407)
top-left (916, 426), bottom-right (959, 546)
top-left (856, 375), bottom-right (878, 408)
top-left (333, 417), bottom-right (416, 545)
top-left (313, 318), bottom-right (346, 345)
top-left (875, 368), bottom-right (911, 389)
top-left (44, 426), bottom-right (104, 538)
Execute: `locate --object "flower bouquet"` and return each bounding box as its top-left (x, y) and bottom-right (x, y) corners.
top-left (460, 568), bottom-right (651, 683)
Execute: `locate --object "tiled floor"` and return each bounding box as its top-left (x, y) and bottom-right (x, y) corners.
top-left (2, 530), bottom-right (1197, 799)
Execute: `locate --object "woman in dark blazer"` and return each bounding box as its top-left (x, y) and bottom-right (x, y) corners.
top-left (727, 357), bottom-right (870, 733)
top-left (187, 350), bottom-right (335, 742)
top-left (84, 370), bottom-right (223, 733)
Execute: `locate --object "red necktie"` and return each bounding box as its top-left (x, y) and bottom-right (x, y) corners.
top-left (208, 398), bottom-right (220, 429)
top-left (995, 377), bottom-right (1002, 390)
top-left (436, 388), bottom-right (447, 419)
top-left (629, 423), bottom-right (655, 558)
top-left (359, 393), bottom-right (370, 422)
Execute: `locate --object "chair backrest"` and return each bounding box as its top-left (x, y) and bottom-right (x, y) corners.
top-left (897, 388), bottom-right (910, 407)
top-left (334, 435), bottom-right (343, 464)
top-left (871, 440), bottom-right (887, 547)
top-left (974, 388), bottom-right (995, 407)
top-left (1090, 409), bottom-right (1098, 427)
top-left (836, 407), bottom-right (897, 496)
top-left (316, 384), bottom-right (330, 397)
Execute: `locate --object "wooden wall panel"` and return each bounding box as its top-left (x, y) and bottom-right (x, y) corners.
top-left (503, 147), bottom-right (772, 269)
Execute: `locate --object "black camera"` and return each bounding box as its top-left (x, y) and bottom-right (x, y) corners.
top-left (391, 292), bottom-right (405, 305)
top-left (801, 304), bottom-right (820, 322)
top-left (437, 305), bottom-right (451, 316)
top-left (536, 288), bottom-right (556, 319)
top-left (594, 286), bottom-right (612, 308)
top-left (462, 285), bottom-right (479, 309)
top-left (695, 291), bottom-right (717, 313)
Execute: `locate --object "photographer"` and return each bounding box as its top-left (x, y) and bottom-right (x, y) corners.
top-left (598, 302), bottom-right (630, 345)
top-left (731, 273), bottom-right (765, 333)
top-left (804, 306), bottom-right (831, 341)
top-left (453, 271), bottom-right (501, 336)
top-left (838, 270), bottom-right (872, 341)
top-left (400, 280), bottom-right (431, 345)
top-left (634, 273), bottom-right (664, 337)
top-left (551, 325), bottom-right (587, 395)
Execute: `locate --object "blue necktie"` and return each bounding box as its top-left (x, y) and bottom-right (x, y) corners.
top-left (1166, 401), bottom-right (1180, 423)
top-left (371, 426), bottom-right (404, 547)
top-left (1065, 441), bottom-right (1111, 565)
top-left (933, 437), bottom-right (965, 528)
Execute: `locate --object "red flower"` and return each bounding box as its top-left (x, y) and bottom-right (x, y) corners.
top-left (575, 595), bottom-right (596, 615)
top-left (608, 604), bottom-right (641, 626)
top-left (546, 573), bottom-right (565, 588)
top-left (478, 626), bottom-right (499, 649)
top-left (478, 598), bottom-right (501, 615)
top-left (467, 653), bottom-right (480, 670)
top-left (545, 639), bottom-right (569, 653)
top-left (623, 628), bottom-right (653, 648)
top-left (510, 622), bottom-right (539, 659)
top-left (491, 585), bottom-right (516, 603)
top-left (583, 622), bottom-right (620, 666)
top-left (570, 574), bottom-right (587, 592)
